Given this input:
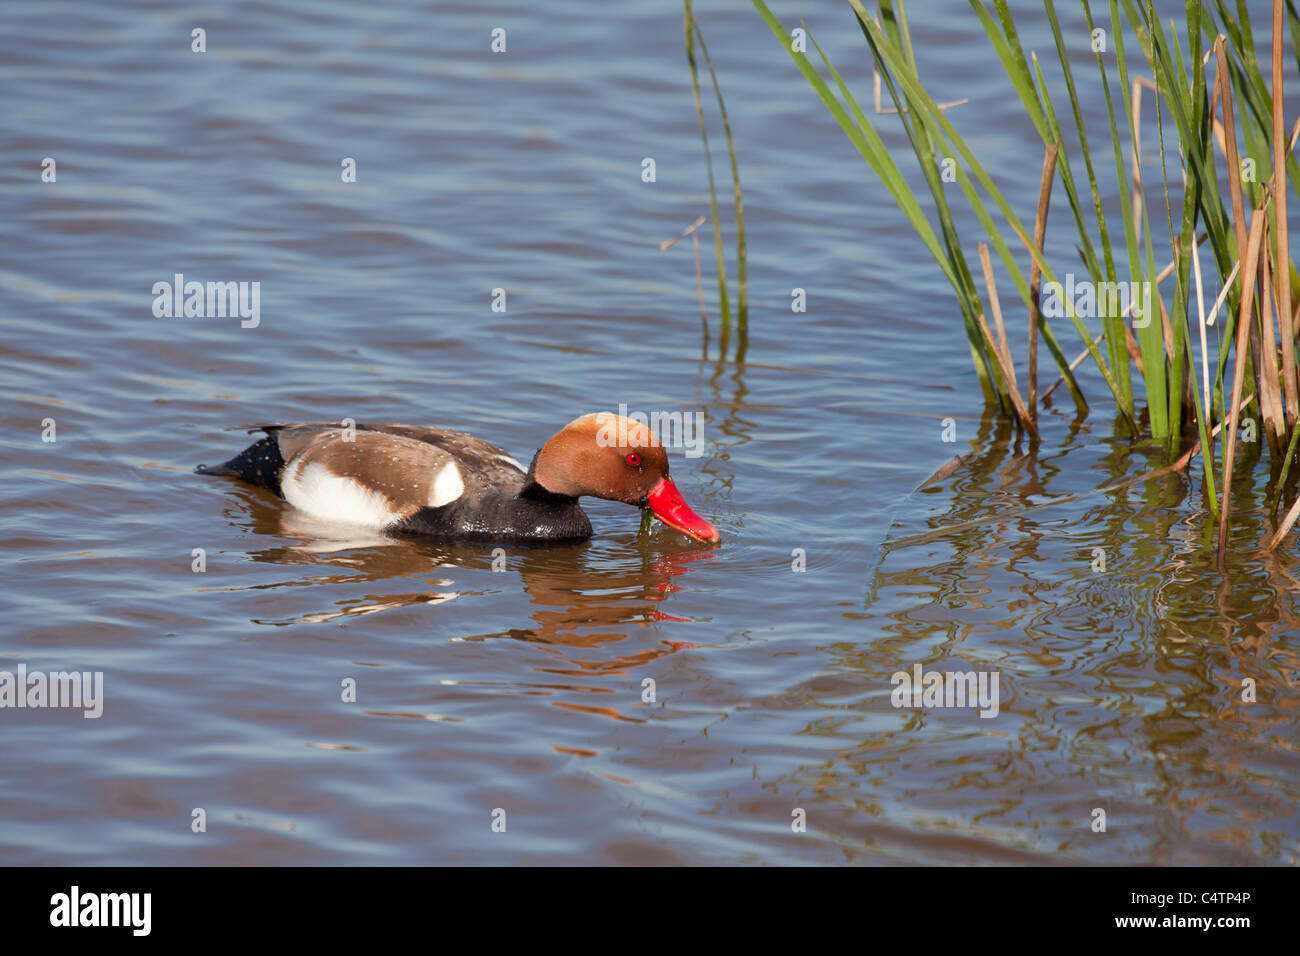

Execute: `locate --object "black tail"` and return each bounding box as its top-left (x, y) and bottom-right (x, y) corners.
top-left (195, 435), bottom-right (285, 497)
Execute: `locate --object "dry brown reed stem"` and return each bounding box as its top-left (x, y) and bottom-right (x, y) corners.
top-left (1124, 323), bottom-right (1147, 376)
top-left (1157, 282), bottom-right (1177, 364)
top-left (981, 243), bottom-right (1014, 381)
top-left (1272, 0), bottom-right (1297, 425)
top-left (1028, 143), bottom-right (1058, 420)
top-left (692, 232), bottom-right (706, 351)
top-left (977, 243), bottom-right (1038, 438)
top-left (1219, 209), bottom-right (1269, 562)
top-left (1270, 476), bottom-right (1300, 546)
top-left (1205, 260), bottom-right (1241, 327)
top-left (660, 216), bottom-right (709, 354)
top-left (1258, 247), bottom-right (1285, 452)
top-left (871, 74), bottom-right (967, 113)
top-left (659, 215), bottom-right (708, 251)
top-left (1131, 77), bottom-right (1157, 244)
top-left (870, 32), bottom-right (967, 115)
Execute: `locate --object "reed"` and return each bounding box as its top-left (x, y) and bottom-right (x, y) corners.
top-left (752, 0), bottom-right (1300, 547)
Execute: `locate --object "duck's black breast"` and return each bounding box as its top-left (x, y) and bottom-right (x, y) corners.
top-left (393, 491), bottom-right (593, 542)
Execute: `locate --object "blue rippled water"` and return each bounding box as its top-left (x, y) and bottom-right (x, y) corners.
top-left (1, 0), bottom-right (1297, 865)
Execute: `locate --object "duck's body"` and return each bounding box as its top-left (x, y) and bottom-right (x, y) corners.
top-left (197, 415), bottom-right (719, 544)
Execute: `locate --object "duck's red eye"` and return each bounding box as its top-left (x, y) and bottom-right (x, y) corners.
top-left (625, 452), bottom-right (641, 467)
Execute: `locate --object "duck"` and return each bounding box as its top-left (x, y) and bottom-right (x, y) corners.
top-left (196, 413), bottom-right (720, 544)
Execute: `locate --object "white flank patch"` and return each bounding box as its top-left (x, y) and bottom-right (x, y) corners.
top-left (496, 454), bottom-right (526, 474)
top-left (428, 460), bottom-right (465, 507)
top-left (283, 459), bottom-right (399, 529)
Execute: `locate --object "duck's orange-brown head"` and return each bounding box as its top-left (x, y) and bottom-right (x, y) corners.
top-left (529, 413), bottom-right (719, 543)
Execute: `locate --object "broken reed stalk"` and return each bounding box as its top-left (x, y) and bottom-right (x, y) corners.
top-left (872, 71), bottom-right (968, 112)
top-left (1131, 77), bottom-right (1158, 246)
top-left (1028, 142), bottom-right (1059, 419)
top-left (1271, 307), bottom-right (1300, 539)
top-left (1273, 419), bottom-right (1300, 515)
top-left (1205, 261), bottom-right (1241, 328)
top-left (870, 13), bottom-right (967, 116)
top-left (1218, 209), bottom-right (1268, 562)
top-left (1273, 0), bottom-right (1297, 427)
top-left (692, 232), bottom-right (706, 353)
top-left (1259, 248), bottom-right (1285, 452)
top-left (1271, 488), bottom-right (1300, 548)
top-left (660, 215), bottom-right (710, 358)
top-left (977, 242), bottom-right (1037, 438)
top-left (981, 243), bottom-right (1014, 381)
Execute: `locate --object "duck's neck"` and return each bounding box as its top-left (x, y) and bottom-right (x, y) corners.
top-left (518, 477), bottom-right (575, 507)
top-left (509, 460), bottom-right (591, 540)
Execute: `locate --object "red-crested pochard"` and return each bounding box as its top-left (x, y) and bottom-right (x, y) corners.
top-left (196, 414), bottom-right (720, 544)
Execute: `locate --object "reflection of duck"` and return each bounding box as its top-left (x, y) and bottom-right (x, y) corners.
top-left (197, 414), bottom-right (719, 543)
top-left (230, 490), bottom-right (715, 655)
top-left (212, 484), bottom-right (718, 725)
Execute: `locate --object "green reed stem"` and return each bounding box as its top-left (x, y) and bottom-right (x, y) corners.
top-left (692, 21), bottom-right (748, 359)
top-left (685, 0), bottom-right (730, 346)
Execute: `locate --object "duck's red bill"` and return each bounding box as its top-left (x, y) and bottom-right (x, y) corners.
top-left (646, 478), bottom-right (720, 544)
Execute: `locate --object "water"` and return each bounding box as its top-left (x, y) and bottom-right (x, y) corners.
top-left (1, 0), bottom-right (1297, 865)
